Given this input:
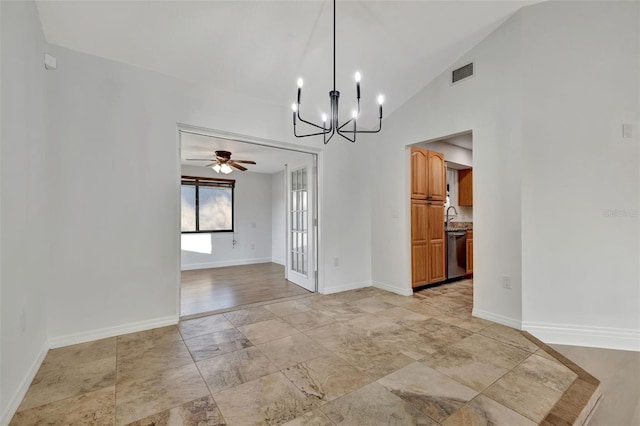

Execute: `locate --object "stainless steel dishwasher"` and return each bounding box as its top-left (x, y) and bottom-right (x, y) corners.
top-left (447, 231), bottom-right (467, 279)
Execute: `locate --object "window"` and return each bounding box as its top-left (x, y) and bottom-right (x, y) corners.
top-left (181, 176), bottom-right (234, 232)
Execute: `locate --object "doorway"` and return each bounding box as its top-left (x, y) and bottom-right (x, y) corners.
top-left (410, 130), bottom-right (474, 306)
top-left (178, 126), bottom-right (320, 318)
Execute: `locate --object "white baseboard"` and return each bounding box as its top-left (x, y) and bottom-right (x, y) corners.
top-left (1, 342), bottom-right (48, 426)
top-left (321, 281), bottom-right (371, 295)
top-left (181, 257), bottom-right (272, 271)
top-left (48, 315), bottom-right (179, 349)
top-left (372, 281), bottom-right (413, 296)
top-left (473, 308), bottom-right (522, 330)
top-left (522, 321), bottom-right (640, 352)
top-left (271, 257), bottom-right (285, 266)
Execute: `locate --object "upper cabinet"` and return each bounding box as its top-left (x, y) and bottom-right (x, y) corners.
top-left (458, 168), bottom-right (473, 206)
top-left (427, 151), bottom-right (446, 201)
top-left (411, 148), bottom-right (428, 199)
top-left (411, 147), bottom-right (446, 201)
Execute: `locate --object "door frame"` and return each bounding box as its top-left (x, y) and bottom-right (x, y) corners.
top-left (176, 124), bottom-right (324, 314)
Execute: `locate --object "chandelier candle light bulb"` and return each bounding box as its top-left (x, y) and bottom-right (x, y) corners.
top-left (291, 0), bottom-right (383, 144)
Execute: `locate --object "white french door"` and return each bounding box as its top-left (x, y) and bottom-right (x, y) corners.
top-left (286, 158), bottom-right (316, 292)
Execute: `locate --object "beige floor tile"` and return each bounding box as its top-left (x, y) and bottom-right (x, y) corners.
top-left (304, 323), bottom-right (371, 351)
top-left (283, 354), bottom-right (371, 404)
top-left (264, 299), bottom-right (312, 317)
top-left (421, 334), bottom-right (530, 392)
top-left (125, 395), bottom-right (225, 426)
top-left (373, 328), bottom-right (440, 360)
top-left (376, 306), bottom-right (429, 326)
top-left (197, 346), bottom-right (278, 394)
top-left (213, 372), bottom-right (317, 425)
top-left (257, 333), bottom-right (329, 369)
top-left (321, 381), bottom-right (438, 425)
top-left (178, 314), bottom-right (234, 340)
top-left (442, 395), bottom-right (536, 426)
top-left (406, 318), bottom-right (473, 353)
top-left (483, 353), bottom-right (577, 422)
top-left (18, 356), bottom-right (116, 411)
top-left (11, 386), bottom-right (115, 426)
top-left (316, 303), bottom-right (368, 322)
top-left (115, 363), bottom-right (209, 425)
top-left (377, 362), bottom-right (478, 423)
top-left (238, 318), bottom-right (300, 345)
top-left (347, 296), bottom-right (396, 313)
top-left (478, 324), bottom-right (540, 353)
top-left (223, 306), bottom-right (276, 327)
top-left (183, 328), bottom-right (252, 362)
top-left (433, 312), bottom-right (493, 332)
top-left (117, 326), bottom-right (181, 345)
top-left (282, 310), bottom-right (336, 332)
top-left (403, 299), bottom-right (448, 317)
top-left (345, 313), bottom-right (403, 335)
top-left (334, 340), bottom-right (414, 380)
top-left (117, 336), bottom-right (193, 383)
top-left (282, 408), bottom-right (333, 426)
top-left (39, 337), bottom-right (116, 373)
top-left (375, 293), bottom-right (416, 306)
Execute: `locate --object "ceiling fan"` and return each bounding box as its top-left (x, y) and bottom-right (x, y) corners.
top-left (186, 150), bottom-right (256, 174)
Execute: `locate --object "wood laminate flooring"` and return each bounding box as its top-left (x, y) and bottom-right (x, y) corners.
top-left (181, 262), bottom-right (311, 317)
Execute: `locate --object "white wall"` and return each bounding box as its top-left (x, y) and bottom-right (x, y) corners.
top-left (370, 10), bottom-right (525, 315)
top-left (44, 44), bottom-right (302, 344)
top-left (1, 1), bottom-right (50, 421)
top-left (422, 140), bottom-right (473, 167)
top-left (519, 1), bottom-right (639, 350)
top-left (180, 165), bottom-right (273, 269)
top-left (271, 170), bottom-right (285, 265)
top-left (370, 0), bottom-right (640, 349)
top-left (43, 40), bottom-right (373, 341)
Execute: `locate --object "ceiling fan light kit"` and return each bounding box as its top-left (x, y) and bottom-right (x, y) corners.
top-left (292, 0), bottom-right (384, 144)
top-left (186, 150), bottom-right (256, 174)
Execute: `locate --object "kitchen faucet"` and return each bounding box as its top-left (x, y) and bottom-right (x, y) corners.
top-left (446, 206), bottom-right (458, 228)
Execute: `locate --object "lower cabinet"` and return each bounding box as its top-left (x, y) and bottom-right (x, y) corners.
top-left (427, 203), bottom-right (446, 284)
top-left (466, 230), bottom-right (473, 274)
top-left (411, 200), bottom-right (446, 287)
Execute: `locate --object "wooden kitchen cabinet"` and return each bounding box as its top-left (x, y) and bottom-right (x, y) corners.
top-left (466, 230), bottom-right (473, 274)
top-left (411, 147), bottom-right (447, 287)
top-left (427, 151), bottom-right (446, 201)
top-left (459, 168), bottom-right (473, 206)
top-left (411, 200), bottom-right (428, 287)
top-left (411, 147), bottom-right (428, 200)
top-left (427, 202), bottom-right (446, 283)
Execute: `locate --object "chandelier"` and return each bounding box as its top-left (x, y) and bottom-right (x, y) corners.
top-left (292, 0), bottom-right (384, 144)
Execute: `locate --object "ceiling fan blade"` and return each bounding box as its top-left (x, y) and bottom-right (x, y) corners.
top-left (205, 162), bottom-right (217, 168)
top-left (232, 160), bottom-right (257, 164)
top-left (186, 158), bottom-right (215, 161)
top-left (229, 161), bottom-right (248, 171)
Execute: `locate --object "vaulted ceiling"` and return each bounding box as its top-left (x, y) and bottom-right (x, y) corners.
top-left (36, 1), bottom-right (539, 127)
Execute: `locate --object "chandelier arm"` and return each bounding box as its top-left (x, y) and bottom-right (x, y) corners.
top-left (295, 127), bottom-right (333, 138)
top-left (296, 110), bottom-right (328, 131)
top-left (338, 118), bottom-right (353, 131)
top-left (336, 129), bottom-right (356, 143)
top-left (338, 119), bottom-right (382, 134)
top-left (324, 127), bottom-right (336, 145)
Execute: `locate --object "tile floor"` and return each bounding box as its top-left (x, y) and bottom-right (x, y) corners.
top-left (10, 280), bottom-right (599, 425)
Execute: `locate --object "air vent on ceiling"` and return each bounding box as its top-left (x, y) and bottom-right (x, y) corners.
top-left (452, 62), bottom-right (474, 84)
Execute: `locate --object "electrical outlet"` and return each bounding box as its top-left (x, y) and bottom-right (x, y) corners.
top-left (502, 276), bottom-right (512, 290)
top-left (251, 243), bottom-right (255, 250)
top-left (334, 257), bottom-right (340, 267)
